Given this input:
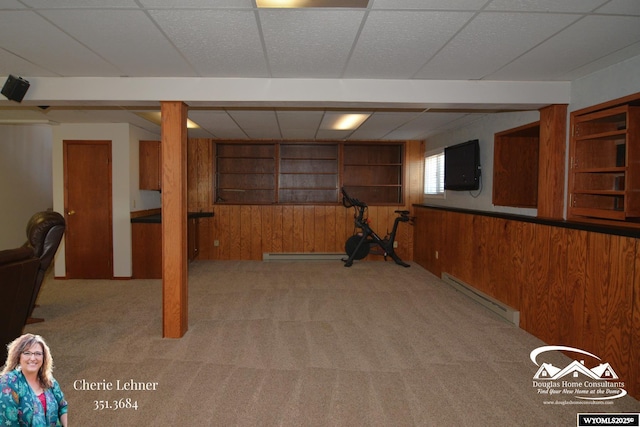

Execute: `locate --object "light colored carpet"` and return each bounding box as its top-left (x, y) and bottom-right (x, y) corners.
top-left (24, 261), bottom-right (640, 426)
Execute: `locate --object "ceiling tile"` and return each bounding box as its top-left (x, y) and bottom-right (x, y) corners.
top-left (560, 42), bottom-right (640, 81)
top-left (0, 11), bottom-right (121, 76)
top-left (140, 0), bottom-right (254, 8)
top-left (0, 48), bottom-right (58, 77)
top-left (485, 0), bottom-right (608, 13)
top-left (345, 11), bottom-right (473, 78)
top-left (489, 15), bottom-right (640, 80)
top-left (39, 10), bottom-right (195, 77)
top-left (276, 110), bottom-right (323, 140)
top-left (259, 9), bottom-right (365, 77)
top-left (22, 0), bottom-right (137, 7)
top-left (226, 110), bottom-right (282, 139)
top-left (372, 0), bottom-right (489, 10)
top-left (149, 9), bottom-right (269, 77)
top-left (0, 0), bottom-right (27, 8)
top-left (384, 112), bottom-right (485, 140)
top-left (188, 110), bottom-right (247, 139)
top-left (595, 0), bottom-right (640, 15)
top-left (415, 12), bottom-right (580, 80)
top-left (348, 111), bottom-right (423, 140)
top-left (315, 129), bottom-right (353, 140)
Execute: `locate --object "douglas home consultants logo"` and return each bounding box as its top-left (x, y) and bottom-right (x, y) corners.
top-left (530, 346), bottom-right (627, 401)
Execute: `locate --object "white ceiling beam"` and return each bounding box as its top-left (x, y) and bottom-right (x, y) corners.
top-left (7, 77), bottom-right (571, 109)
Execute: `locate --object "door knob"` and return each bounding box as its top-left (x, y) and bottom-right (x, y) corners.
top-left (67, 210), bottom-right (76, 216)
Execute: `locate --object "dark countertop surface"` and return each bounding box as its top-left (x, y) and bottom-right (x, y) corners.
top-left (131, 211), bottom-right (214, 223)
top-left (414, 203), bottom-right (640, 239)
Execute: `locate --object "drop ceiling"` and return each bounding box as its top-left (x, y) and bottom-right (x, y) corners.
top-left (1, 0), bottom-right (639, 140)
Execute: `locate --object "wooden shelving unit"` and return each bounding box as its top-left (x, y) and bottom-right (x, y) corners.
top-left (278, 143), bottom-right (339, 203)
top-left (342, 143), bottom-right (404, 204)
top-left (216, 143), bottom-right (276, 204)
top-left (569, 105), bottom-right (640, 222)
top-left (212, 141), bottom-right (406, 205)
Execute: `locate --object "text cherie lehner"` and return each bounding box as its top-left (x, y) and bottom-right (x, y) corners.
top-left (74, 378), bottom-right (158, 391)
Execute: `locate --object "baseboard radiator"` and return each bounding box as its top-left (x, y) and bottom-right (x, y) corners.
top-left (263, 252), bottom-right (346, 262)
top-left (441, 272), bottom-right (520, 327)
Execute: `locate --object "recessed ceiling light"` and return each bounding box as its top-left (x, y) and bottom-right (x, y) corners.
top-left (257, 0), bottom-right (368, 8)
top-left (320, 113), bottom-right (370, 131)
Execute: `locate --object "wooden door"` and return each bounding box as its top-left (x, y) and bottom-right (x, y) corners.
top-left (63, 140), bottom-right (113, 279)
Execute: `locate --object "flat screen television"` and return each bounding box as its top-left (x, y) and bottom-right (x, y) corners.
top-left (444, 139), bottom-right (481, 191)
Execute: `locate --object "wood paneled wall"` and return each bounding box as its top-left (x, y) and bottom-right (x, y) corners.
top-left (194, 140), bottom-right (424, 263)
top-left (413, 206), bottom-right (640, 399)
top-left (201, 204), bottom-right (414, 261)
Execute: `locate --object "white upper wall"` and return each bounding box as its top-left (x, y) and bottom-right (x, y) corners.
top-left (570, 53), bottom-right (640, 112)
top-left (0, 124), bottom-right (53, 248)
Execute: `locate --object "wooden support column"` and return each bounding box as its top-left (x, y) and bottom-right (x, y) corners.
top-left (161, 101), bottom-right (188, 338)
top-left (538, 104), bottom-right (567, 219)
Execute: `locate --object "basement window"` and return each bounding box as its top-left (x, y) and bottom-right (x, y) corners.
top-left (424, 149), bottom-right (444, 198)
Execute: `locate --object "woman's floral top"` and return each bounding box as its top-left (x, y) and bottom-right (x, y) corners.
top-left (0, 369), bottom-right (67, 426)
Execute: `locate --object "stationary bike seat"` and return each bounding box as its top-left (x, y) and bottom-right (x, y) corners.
top-left (395, 210), bottom-right (410, 215)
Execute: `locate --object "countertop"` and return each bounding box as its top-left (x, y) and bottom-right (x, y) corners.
top-left (131, 211), bottom-right (214, 223)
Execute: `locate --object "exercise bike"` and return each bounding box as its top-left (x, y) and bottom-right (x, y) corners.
top-left (341, 187), bottom-right (411, 268)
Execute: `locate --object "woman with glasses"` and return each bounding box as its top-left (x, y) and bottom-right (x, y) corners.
top-left (0, 334), bottom-right (68, 426)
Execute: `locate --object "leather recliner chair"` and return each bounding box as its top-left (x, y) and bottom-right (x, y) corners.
top-left (0, 247), bottom-right (39, 365)
top-left (22, 211), bottom-right (66, 323)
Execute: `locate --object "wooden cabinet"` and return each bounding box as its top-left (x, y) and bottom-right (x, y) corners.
top-left (131, 217), bottom-right (202, 279)
top-left (569, 105), bottom-right (640, 222)
top-left (139, 140), bottom-right (161, 190)
top-left (343, 143), bottom-right (403, 204)
top-left (279, 143), bottom-right (338, 203)
top-left (493, 122), bottom-right (539, 208)
top-left (131, 222), bottom-right (162, 279)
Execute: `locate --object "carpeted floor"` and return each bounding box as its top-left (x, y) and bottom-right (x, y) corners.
top-left (23, 260), bottom-right (640, 426)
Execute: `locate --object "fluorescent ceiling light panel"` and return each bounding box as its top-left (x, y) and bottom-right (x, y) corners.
top-left (257, 0), bottom-right (368, 8)
top-left (320, 113), bottom-right (370, 130)
top-left (136, 112), bottom-right (199, 129)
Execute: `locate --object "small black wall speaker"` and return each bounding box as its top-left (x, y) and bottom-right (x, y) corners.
top-left (1, 75), bottom-right (30, 102)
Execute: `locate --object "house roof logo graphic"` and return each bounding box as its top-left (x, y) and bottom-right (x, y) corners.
top-left (533, 360), bottom-right (619, 380)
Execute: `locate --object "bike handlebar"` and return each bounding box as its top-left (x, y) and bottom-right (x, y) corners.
top-left (341, 187), bottom-right (367, 209)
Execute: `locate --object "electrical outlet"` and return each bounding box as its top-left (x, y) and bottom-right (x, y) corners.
top-left (435, 250), bottom-right (439, 259)
top-left (393, 241), bottom-right (398, 248)
top-left (214, 240), bottom-right (219, 247)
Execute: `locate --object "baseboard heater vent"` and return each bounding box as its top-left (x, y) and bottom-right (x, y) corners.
top-left (263, 252), bottom-right (346, 262)
top-left (441, 272), bottom-right (520, 327)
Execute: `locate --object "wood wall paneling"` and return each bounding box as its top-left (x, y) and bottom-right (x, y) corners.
top-left (546, 226), bottom-right (568, 344)
top-left (563, 229), bottom-right (587, 348)
top-left (596, 235), bottom-right (634, 390)
top-left (632, 244), bottom-right (640, 399)
top-left (413, 206), bottom-right (640, 399)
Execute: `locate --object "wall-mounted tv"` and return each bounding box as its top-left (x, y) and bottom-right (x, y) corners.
top-left (444, 139), bottom-right (481, 191)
